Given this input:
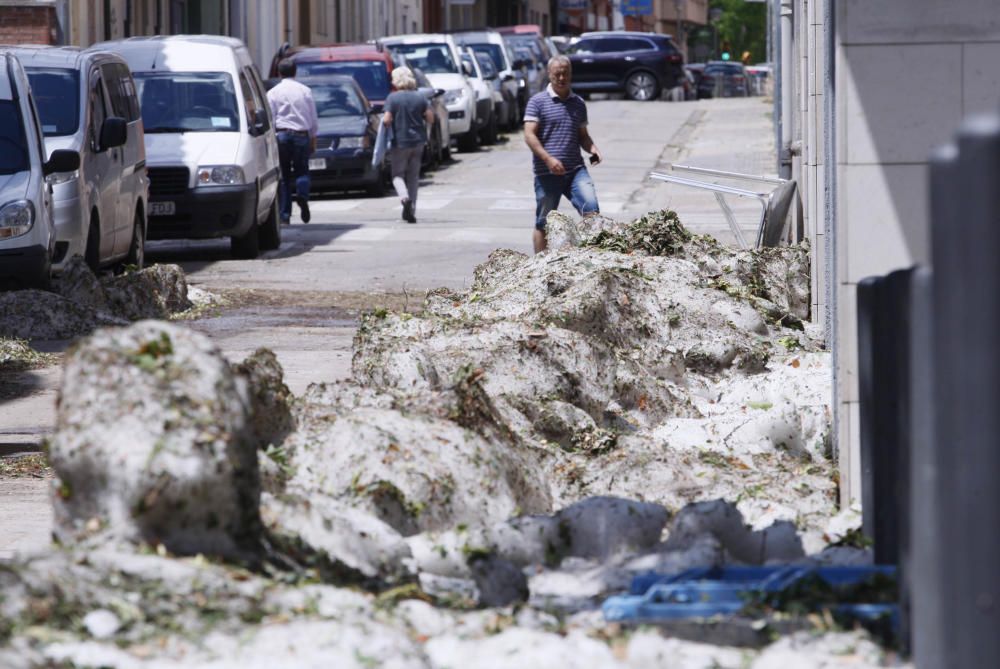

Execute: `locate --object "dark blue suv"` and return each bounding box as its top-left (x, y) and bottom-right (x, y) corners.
top-left (567, 31), bottom-right (684, 101)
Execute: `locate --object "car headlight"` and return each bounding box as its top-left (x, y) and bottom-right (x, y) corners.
top-left (0, 200), bottom-right (34, 239)
top-left (444, 88), bottom-right (465, 106)
top-left (196, 165), bottom-right (245, 186)
top-left (339, 136), bottom-right (369, 149)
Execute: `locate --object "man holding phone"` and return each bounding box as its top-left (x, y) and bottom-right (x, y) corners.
top-left (523, 55), bottom-right (603, 253)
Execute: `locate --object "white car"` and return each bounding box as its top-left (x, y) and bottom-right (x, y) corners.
top-left (381, 34), bottom-right (478, 152)
top-left (453, 30), bottom-right (520, 129)
top-left (96, 35), bottom-right (281, 259)
top-left (0, 52), bottom-right (80, 288)
top-left (14, 46), bottom-right (149, 272)
top-left (459, 48), bottom-right (501, 146)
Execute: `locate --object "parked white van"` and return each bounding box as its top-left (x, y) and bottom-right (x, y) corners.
top-left (96, 36), bottom-right (281, 259)
top-left (381, 34), bottom-right (479, 151)
top-left (13, 46), bottom-right (148, 272)
top-left (0, 52), bottom-right (80, 288)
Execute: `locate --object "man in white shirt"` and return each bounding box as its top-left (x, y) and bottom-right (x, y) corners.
top-left (266, 59), bottom-right (319, 224)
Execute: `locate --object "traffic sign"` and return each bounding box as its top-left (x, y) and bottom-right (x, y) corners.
top-left (621, 0), bottom-right (654, 17)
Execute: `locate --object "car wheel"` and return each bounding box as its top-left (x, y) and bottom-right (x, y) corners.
top-left (366, 171), bottom-right (387, 197)
top-left (120, 209), bottom-right (145, 271)
top-left (458, 130), bottom-right (478, 152)
top-left (479, 111), bottom-right (498, 146)
top-left (258, 194), bottom-right (281, 251)
top-left (84, 213), bottom-right (100, 272)
top-left (231, 219), bottom-right (260, 259)
top-left (625, 71), bottom-right (660, 101)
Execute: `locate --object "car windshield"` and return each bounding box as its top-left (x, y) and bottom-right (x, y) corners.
top-left (133, 72), bottom-right (240, 133)
top-left (0, 100), bottom-right (29, 174)
top-left (386, 43), bottom-right (457, 75)
top-left (310, 81), bottom-right (367, 117)
top-left (297, 60), bottom-right (389, 101)
top-left (470, 43), bottom-right (506, 72)
top-left (24, 67), bottom-right (80, 137)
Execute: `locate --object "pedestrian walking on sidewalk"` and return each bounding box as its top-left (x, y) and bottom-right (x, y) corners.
top-left (523, 55), bottom-right (603, 253)
top-left (382, 66), bottom-right (435, 224)
top-left (267, 58), bottom-right (319, 224)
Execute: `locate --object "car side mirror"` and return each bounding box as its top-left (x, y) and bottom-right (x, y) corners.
top-left (99, 116), bottom-right (127, 151)
top-left (252, 108), bottom-right (269, 134)
top-left (502, 73), bottom-right (515, 82)
top-left (369, 102), bottom-right (384, 113)
top-left (434, 88), bottom-right (446, 98)
top-left (43, 149), bottom-right (81, 176)
top-left (462, 61), bottom-right (474, 77)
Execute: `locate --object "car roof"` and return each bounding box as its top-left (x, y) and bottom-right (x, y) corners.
top-left (98, 34), bottom-right (247, 49)
top-left (289, 43), bottom-right (391, 63)
top-left (94, 35), bottom-right (249, 71)
top-left (381, 34), bottom-right (454, 45)
top-left (496, 25), bottom-right (542, 35)
top-left (7, 45), bottom-right (128, 70)
top-left (451, 30), bottom-right (503, 43)
top-left (580, 31), bottom-right (673, 40)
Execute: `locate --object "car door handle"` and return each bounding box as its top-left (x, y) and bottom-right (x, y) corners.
top-left (582, 58), bottom-right (594, 64)
top-left (624, 56), bottom-right (636, 62)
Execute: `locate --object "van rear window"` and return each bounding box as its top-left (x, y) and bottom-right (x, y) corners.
top-left (133, 72), bottom-right (240, 133)
top-left (0, 101), bottom-right (29, 174)
top-left (25, 68), bottom-right (80, 137)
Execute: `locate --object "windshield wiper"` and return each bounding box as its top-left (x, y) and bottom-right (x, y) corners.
top-left (144, 126), bottom-right (191, 133)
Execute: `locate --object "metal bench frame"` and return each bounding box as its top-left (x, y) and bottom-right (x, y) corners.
top-left (649, 164), bottom-right (799, 248)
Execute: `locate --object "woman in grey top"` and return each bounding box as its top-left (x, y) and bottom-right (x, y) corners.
top-left (382, 67), bottom-right (435, 223)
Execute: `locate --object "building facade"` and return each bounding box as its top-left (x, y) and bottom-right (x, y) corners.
top-left (2, 1), bottom-right (423, 71)
top-left (0, 0), bottom-right (61, 45)
top-left (777, 0), bottom-right (1000, 504)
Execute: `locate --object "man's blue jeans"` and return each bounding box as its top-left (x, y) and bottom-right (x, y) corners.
top-left (534, 167), bottom-right (600, 231)
top-left (277, 131), bottom-right (311, 221)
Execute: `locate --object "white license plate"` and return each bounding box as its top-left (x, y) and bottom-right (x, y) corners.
top-left (308, 158), bottom-right (326, 171)
top-left (149, 201), bottom-right (175, 216)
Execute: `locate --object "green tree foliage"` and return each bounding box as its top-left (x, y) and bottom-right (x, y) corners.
top-left (710, 0), bottom-right (768, 63)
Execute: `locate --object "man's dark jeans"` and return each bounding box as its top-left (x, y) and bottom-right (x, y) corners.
top-left (277, 131), bottom-right (311, 221)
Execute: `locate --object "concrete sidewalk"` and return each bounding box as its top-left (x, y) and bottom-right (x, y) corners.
top-left (0, 96), bottom-right (778, 560)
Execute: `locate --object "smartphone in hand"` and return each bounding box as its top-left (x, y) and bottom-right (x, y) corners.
top-left (589, 154), bottom-right (600, 165)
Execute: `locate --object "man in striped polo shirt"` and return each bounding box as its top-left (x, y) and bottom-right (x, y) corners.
top-left (523, 55), bottom-right (603, 253)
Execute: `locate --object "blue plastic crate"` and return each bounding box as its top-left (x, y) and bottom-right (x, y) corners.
top-left (604, 565), bottom-right (898, 624)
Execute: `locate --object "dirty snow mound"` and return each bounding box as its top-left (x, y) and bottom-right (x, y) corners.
top-left (49, 320), bottom-right (262, 561)
top-left (0, 256), bottom-right (195, 340)
top-left (351, 210), bottom-right (831, 531)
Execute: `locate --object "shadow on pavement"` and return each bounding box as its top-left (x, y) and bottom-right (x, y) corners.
top-left (0, 369), bottom-right (46, 406)
top-left (146, 222), bottom-right (363, 271)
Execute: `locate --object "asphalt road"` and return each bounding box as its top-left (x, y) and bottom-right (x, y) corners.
top-left (145, 96), bottom-right (700, 294)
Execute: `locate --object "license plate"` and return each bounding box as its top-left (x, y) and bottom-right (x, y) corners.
top-left (149, 201), bottom-right (175, 216)
top-left (308, 158), bottom-right (326, 171)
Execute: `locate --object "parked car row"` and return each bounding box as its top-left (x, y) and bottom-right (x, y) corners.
top-left (686, 61), bottom-right (769, 99)
top-left (2, 35), bottom-right (284, 289)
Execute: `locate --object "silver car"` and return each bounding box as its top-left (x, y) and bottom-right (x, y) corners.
top-left (13, 46), bottom-right (148, 272)
top-left (453, 30), bottom-right (520, 130)
top-left (0, 52), bottom-right (80, 289)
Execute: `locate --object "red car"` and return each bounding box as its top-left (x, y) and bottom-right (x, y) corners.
top-left (269, 43), bottom-right (396, 111)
